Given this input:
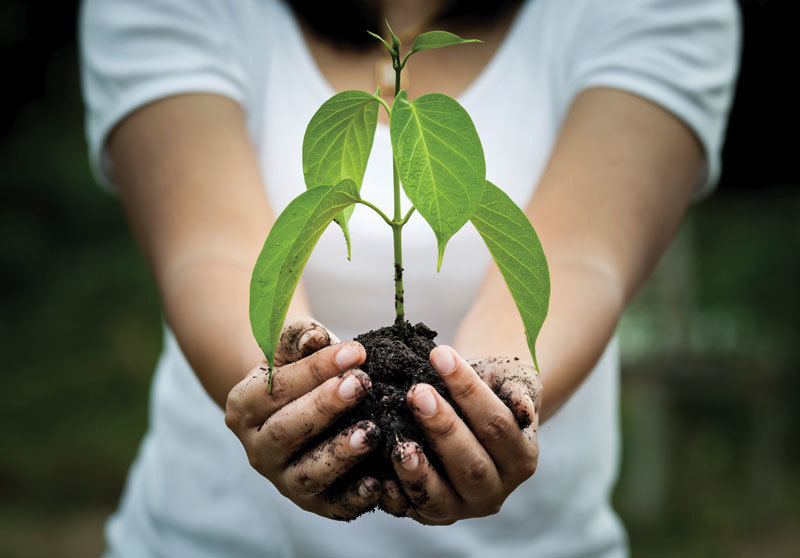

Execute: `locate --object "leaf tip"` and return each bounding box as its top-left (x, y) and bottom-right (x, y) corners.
top-left (385, 19), bottom-right (402, 52)
top-left (367, 29), bottom-right (395, 55)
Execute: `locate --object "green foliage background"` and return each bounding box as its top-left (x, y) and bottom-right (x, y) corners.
top-left (1, 2), bottom-right (799, 556)
top-left (0, 47), bottom-right (160, 504)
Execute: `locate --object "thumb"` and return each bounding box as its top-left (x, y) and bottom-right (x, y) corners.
top-left (274, 318), bottom-right (338, 366)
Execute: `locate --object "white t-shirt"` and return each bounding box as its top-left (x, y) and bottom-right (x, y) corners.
top-left (80, 1), bottom-right (740, 556)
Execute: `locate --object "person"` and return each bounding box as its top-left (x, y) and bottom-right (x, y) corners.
top-left (80, 0), bottom-right (740, 555)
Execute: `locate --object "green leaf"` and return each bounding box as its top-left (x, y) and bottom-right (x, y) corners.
top-left (409, 31), bottom-right (482, 55)
top-left (367, 30), bottom-right (395, 55)
top-left (385, 19), bottom-right (402, 52)
top-left (390, 90), bottom-right (486, 269)
top-left (303, 90), bottom-right (379, 258)
top-left (250, 179), bottom-right (360, 369)
top-left (470, 181), bottom-right (550, 370)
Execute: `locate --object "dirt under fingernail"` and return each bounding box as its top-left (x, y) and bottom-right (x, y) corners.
top-left (386, 484), bottom-right (401, 499)
top-left (357, 482), bottom-right (371, 498)
top-left (401, 450), bottom-right (419, 472)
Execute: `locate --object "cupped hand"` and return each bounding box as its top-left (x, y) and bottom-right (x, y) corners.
top-left (379, 347), bottom-right (542, 524)
top-left (225, 319), bottom-right (383, 520)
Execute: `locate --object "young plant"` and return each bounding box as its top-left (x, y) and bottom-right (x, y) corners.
top-left (250, 24), bottom-right (550, 391)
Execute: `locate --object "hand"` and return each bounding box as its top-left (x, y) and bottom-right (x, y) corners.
top-left (225, 319), bottom-right (383, 520)
top-left (379, 346), bottom-right (542, 524)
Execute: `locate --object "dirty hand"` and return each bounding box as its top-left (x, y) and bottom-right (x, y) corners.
top-left (225, 318), bottom-right (383, 520)
top-left (379, 346), bottom-right (542, 524)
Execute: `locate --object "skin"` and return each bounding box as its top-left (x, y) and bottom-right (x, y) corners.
top-left (108, 3), bottom-right (702, 524)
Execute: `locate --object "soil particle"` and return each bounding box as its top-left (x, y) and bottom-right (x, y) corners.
top-left (499, 391), bottom-right (532, 429)
top-left (407, 477), bottom-right (430, 507)
top-left (393, 265), bottom-right (405, 307)
top-left (324, 475), bottom-right (382, 522)
top-left (495, 373), bottom-right (534, 429)
top-left (322, 321), bottom-right (458, 497)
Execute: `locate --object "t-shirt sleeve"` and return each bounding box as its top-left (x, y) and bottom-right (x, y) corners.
top-left (80, 0), bottom-right (250, 189)
top-left (560, 0), bottom-right (741, 197)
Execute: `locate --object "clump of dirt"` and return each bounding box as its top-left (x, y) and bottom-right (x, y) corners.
top-left (323, 320), bottom-right (458, 497)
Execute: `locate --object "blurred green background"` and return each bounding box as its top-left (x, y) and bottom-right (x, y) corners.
top-left (1, 1), bottom-right (798, 556)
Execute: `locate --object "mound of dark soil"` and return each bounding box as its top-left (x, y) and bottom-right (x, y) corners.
top-left (324, 320), bottom-right (457, 500)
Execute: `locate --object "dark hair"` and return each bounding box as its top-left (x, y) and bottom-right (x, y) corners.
top-left (286, 0), bottom-right (523, 50)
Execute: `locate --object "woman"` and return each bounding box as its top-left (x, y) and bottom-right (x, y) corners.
top-left (81, 0), bottom-right (740, 555)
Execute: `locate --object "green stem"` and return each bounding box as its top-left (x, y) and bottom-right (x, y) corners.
top-left (392, 54), bottom-right (405, 323)
top-left (392, 171), bottom-right (404, 324)
top-left (357, 199), bottom-right (393, 227)
top-left (399, 206), bottom-right (416, 226)
top-left (374, 94), bottom-right (391, 117)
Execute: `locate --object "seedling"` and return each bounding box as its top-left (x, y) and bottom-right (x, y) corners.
top-left (250, 25), bottom-right (550, 392)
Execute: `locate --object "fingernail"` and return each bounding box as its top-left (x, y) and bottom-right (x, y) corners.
top-left (413, 388), bottom-right (438, 417)
top-left (524, 394), bottom-right (535, 410)
top-left (386, 482), bottom-right (401, 500)
top-left (335, 343), bottom-right (361, 369)
top-left (431, 346), bottom-right (456, 375)
top-left (297, 329), bottom-right (316, 350)
top-left (338, 374), bottom-right (362, 401)
top-left (401, 446), bottom-right (419, 471)
top-left (525, 393), bottom-right (540, 415)
top-left (358, 481), bottom-right (371, 498)
top-left (349, 428), bottom-right (367, 451)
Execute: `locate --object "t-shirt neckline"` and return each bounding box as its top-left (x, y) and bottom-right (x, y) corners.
top-left (284, 1), bottom-right (531, 120)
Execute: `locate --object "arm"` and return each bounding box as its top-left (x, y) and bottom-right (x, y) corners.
top-left (110, 93), bottom-right (383, 519)
top-left (384, 87), bottom-right (704, 523)
top-left (455, 87), bottom-right (704, 420)
top-left (108, 93), bottom-right (300, 407)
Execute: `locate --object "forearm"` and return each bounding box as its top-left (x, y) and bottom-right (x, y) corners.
top-left (108, 94), bottom-right (306, 408)
top-left (454, 256), bottom-right (623, 422)
top-left (159, 256), bottom-right (312, 408)
top-left (455, 87), bottom-right (702, 422)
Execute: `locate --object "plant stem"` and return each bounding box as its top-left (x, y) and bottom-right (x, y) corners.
top-left (392, 185), bottom-right (404, 324)
top-left (392, 54), bottom-right (405, 323)
top-left (357, 199), bottom-right (393, 227)
top-left (374, 94), bottom-right (392, 117)
top-left (399, 206), bottom-right (416, 226)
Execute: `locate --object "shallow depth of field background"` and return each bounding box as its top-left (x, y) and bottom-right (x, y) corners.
top-left (1, 1), bottom-right (798, 556)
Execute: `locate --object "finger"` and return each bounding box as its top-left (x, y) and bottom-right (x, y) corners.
top-left (469, 357), bottom-right (542, 428)
top-left (379, 479), bottom-right (409, 517)
top-left (226, 341), bottom-right (365, 430)
top-left (280, 420), bottom-right (379, 496)
top-left (391, 441), bottom-right (460, 522)
top-left (253, 370), bottom-right (371, 461)
top-left (274, 318), bottom-right (337, 366)
top-left (495, 377), bottom-right (538, 430)
top-left (493, 377), bottom-right (540, 479)
top-left (321, 477), bottom-right (383, 521)
top-left (406, 508), bottom-right (456, 526)
top-left (407, 383), bottom-right (501, 501)
top-left (432, 347), bottom-right (531, 474)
